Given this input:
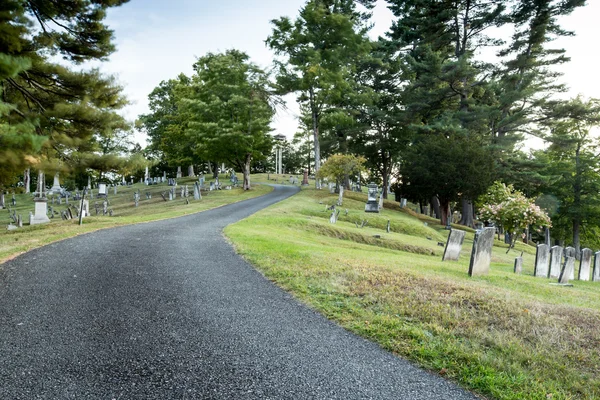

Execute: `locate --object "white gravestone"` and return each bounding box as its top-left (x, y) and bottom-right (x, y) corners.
top-left (468, 227), bottom-right (495, 277)
top-left (559, 256), bottom-right (575, 284)
top-left (534, 244), bottom-right (550, 278)
top-left (442, 229), bottom-right (466, 261)
top-left (549, 246), bottom-right (563, 278)
top-left (593, 252), bottom-right (600, 282)
top-left (565, 247), bottom-right (576, 279)
top-left (578, 248), bottom-right (592, 281)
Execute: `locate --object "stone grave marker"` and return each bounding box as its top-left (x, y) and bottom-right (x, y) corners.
top-left (210, 182), bottom-right (215, 191)
top-left (593, 252), bottom-right (600, 282)
top-left (400, 198), bottom-right (407, 208)
top-left (442, 229), bottom-right (466, 261)
top-left (565, 247), bottom-right (576, 279)
top-left (559, 256), bottom-right (576, 284)
top-left (549, 246), bottom-right (563, 278)
top-left (97, 183), bottom-right (108, 198)
top-left (578, 248), bottom-right (592, 281)
top-left (365, 183), bottom-right (379, 213)
top-left (194, 183), bottom-right (201, 200)
top-left (468, 227), bottom-right (495, 277)
top-left (514, 257), bottom-right (523, 274)
top-left (534, 244), bottom-right (550, 278)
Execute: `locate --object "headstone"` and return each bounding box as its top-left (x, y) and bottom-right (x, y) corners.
top-left (31, 171), bottom-right (50, 225)
top-left (514, 257), bottom-right (523, 274)
top-left (400, 198), bottom-right (407, 208)
top-left (378, 192), bottom-right (384, 210)
top-left (177, 166), bottom-right (182, 178)
top-left (17, 215), bottom-right (22, 228)
top-left (565, 247), bottom-right (576, 279)
top-left (134, 192), bottom-right (139, 207)
top-left (145, 166), bottom-right (149, 182)
top-left (103, 201), bottom-right (108, 215)
top-left (49, 172), bottom-right (62, 194)
top-left (97, 183), bottom-right (108, 198)
top-left (302, 169), bottom-right (309, 186)
top-left (549, 246), bottom-right (563, 278)
top-left (210, 182), bottom-right (215, 191)
top-left (365, 183), bottom-right (379, 213)
top-left (578, 248), bottom-right (592, 281)
top-left (593, 252), bottom-right (600, 282)
top-left (534, 244), bottom-right (550, 278)
top-left (559, 256), bottom-right (575, 284)
top-left (171, 187), bottom-right (176, 199)
top-left (168, 191), bottom-right (173, 201)
top-left (180, 186), bottom-right (185, 198)
top-left (7, 224), bottom-right (17, 231)
top-left (0, 192), bottom-right (4, 209)
top-left (386, 220), bottom-right (390, 233)
top-left (194, 183), bottom-right (201, 200)
top-left (11, 193), bottom-right (16, 206)
top-left (29, 212), bottom-right (33, 225)
top-left (468, 227), bottom-right (495, 277)
top-left (442, 229), bottom-right (466, 261)
top-left (163, 171), bottom-right (167, 181)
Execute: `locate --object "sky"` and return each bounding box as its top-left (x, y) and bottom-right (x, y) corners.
top-left (93, 0), bottom-right (600, 147)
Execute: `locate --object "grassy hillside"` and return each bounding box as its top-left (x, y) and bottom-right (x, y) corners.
top-left (226, 187), bottom-right (600, 400)
top-left (0, 175), bottom-right (271, 263)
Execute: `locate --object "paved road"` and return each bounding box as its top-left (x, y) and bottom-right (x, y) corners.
top-left (0, 185), bottom-right (477, 399)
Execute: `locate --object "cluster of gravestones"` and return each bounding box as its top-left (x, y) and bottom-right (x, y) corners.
top-left (442, 227), bottom-right (600, 284)
top-left (146, 177), bottom-right (166, 186)
top-left (530, 244), bottom-right (599, 284)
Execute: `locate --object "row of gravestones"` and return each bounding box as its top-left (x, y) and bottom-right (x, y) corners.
top-left (442, 227), bottom-right (600, 284)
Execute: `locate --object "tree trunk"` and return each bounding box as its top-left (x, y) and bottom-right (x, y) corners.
top-left (439, 199), bottom-right (450, 227)
top-left (243, 154), bottom-right (252, 190)
top-left (24, 168), bottom-right (30, 193)
top-left (573, 219), bottom-right (581, 258)
top-left (458, 198), bottom-right (474, 228)
top-left (207, 161), bottom-right (213, 175)
top-left (381, 151), bottom-right (390, 199)
top-left (212, 162), bottom-right (219, 179)
top-left (430, 196), bottom-right (441, 219)
top-left (309, 87), bottom-right (321, 189)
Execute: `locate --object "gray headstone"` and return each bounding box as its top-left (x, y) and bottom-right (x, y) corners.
top-left (565, 247), bottom-right (576, 279)
top-left (549, 246), bottom-right (564, 278)
top-left (442, 229), bottom-right (466, 261)
top-left (534, 244), bottom-right (550, 278)
top-left (578, 248), bottom-right (592, 281)
top-left (468, 227), bottom-right (495, 277)
top-left (514, 257), bottom-right (523, 274)
top-left (559, 256), bottom-right (575, 284)
top-left (593, 252), bottom-right (600, 282)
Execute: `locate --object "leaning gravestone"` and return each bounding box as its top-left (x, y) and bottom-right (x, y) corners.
top-left (565, 247), bottom-right (576, 279)
top-left (578, 248), bottom-right (592, 281)
top-left (534, 244), bottom-right (550, 278)
top-left (468, 227), bottom-right (495, 277)
top-left (559, 256), bottom-right (576, 284)
top-left (442, 229), bottom-right (466, 261)
top-left (593, 252), bottom-right (600, 282)
top-left (514, 257), bottom-right (523, 274)
top-left (549, 246), bottom-right (564, 278)
top-left (194, 183), bottom-right (201, 200)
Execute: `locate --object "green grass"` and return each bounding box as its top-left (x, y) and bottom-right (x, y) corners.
top-left (226, 187), bottom-right (600, 400)
top-left (0, 174), bottom-right (272, 263)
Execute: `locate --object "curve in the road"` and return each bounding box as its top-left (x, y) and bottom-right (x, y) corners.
top-left (0, 185), bottom-right (477, 399)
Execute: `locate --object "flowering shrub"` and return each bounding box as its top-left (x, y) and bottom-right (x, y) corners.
top-left (479, 182), bottom-right (552, 249)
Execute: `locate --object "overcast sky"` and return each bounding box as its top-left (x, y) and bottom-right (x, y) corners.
top-left (94, 0), bottom-right (600, 146)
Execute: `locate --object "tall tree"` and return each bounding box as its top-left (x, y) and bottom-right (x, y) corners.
top-left (180, 50), bottom-right (274, 190)
top-left (537, 97), bottom-right (600, 254)
top-left (266, 0), bottom-right (374, 188)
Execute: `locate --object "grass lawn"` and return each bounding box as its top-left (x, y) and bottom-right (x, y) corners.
top-left (226, 187), bottom-right (600, 400)
top-left (0, 174), bottom-right (272, 264)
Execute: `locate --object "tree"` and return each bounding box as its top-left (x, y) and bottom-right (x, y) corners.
top-left (316, 153), bottom-right (365, 205)
top-left (180, 50), bottom-right (274, 190)
top-left (0, 0), bottom-right (130, 188)
top-left (537, 97), bottom-right (600, 254)
top-left (266, 0), bottom-right (374, 188)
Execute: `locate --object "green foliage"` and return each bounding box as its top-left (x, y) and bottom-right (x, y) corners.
top-left (316, 153), bottom-right (366, 185)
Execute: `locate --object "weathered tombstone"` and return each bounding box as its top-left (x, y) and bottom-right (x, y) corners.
top-left (180, 186), bottom-right (185, 198)
top-left (365, 183), bottom-right (379, 213)
top-left (0, 192), bottom-right (5, 209)
top-left (11, 193), bottom-right (16, 206)
top-left (565, 247), bottom-right (576, 279)
top-left (49, 172), bottom-right (62, 194)
top-left (578, 248), bottom-right (592, 281)
top-left (386, 220), bottom-right (391, 233)
top-left (329, 211), bottom-right (337, 224)
top-left (29, 212), bottom-right (33, 225)
top-left (134, 192), bottom-right (140, 207)
top-left (177, 166), bottom-right (182, 178)
top-left (558, 256), bottom-right (575, 284)
top-left (378, 191), bottom-right (384, 210)
top-left (593, 251), bottom-right (600, 282)
top-left (534, 244), bottom-right (550, 278)
top-left (168, 191), bottom-right (173, 201)
top-left (171, 187), bottom-right (176, 199)
top-left (514, 257), bottom-right (523, 274)
top-left (194, 183), bottom-right (201, 200)
top-left (400, 198), bottom-right (407, 208)
top-left (468, 227), bottom-right (495, 277)
top-left (17, 214), bottom-right (22, 228)
top-left (163, 171), bottom-right (167, 181)
top-left (210, 182), bottom-right (215, 191)
top-left (442, 229), bottom-right (466, 261)
top-left (103, 201), bottom-right (108, 215)
top-left (97, 183), bottom-right (108, 198)
top-left (549, 246), bottom-right (564, 278)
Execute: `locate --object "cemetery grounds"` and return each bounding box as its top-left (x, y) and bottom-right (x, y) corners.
top-left (226, 180), bottom-right (600, 400)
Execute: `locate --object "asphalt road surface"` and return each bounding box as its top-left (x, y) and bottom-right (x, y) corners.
top-left (0, 185), bottom-right (477, 399)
